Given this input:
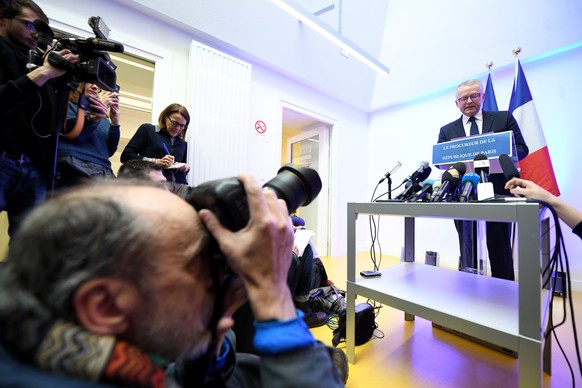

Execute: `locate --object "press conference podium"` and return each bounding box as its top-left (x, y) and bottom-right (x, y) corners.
top-left (345, 201), bottom-right (550, 388)
top-left (432, 130), bottom-right (519, 273)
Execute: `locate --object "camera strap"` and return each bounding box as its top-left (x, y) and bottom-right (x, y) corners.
top-left (203, 268), bottom-right (234, 385)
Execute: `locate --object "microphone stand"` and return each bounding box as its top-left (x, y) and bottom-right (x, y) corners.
top-left (387, 175), bottom-right (393, 199)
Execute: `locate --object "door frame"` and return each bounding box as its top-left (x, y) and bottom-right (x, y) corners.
top-left (287, 125), bottom-right (331, 256)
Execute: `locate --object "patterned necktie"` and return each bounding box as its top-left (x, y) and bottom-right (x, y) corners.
top-left (469, 116), bottom-right (479, 135)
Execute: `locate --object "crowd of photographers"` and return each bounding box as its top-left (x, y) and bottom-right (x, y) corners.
top-left (0, 1), bottom-right (346, 387)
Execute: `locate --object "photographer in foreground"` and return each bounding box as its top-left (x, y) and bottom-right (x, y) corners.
top-left (0, 0), bottom-right (78, 235)
top-left (0, 176), bottom-right (344, 387)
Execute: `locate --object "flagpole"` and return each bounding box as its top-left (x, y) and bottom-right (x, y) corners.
top-left (485, 60), bottom-right (493, 72)
top-left (483, 61), bottom-right (498, 112)
top-left (512, 46), bottom-right (521, 92)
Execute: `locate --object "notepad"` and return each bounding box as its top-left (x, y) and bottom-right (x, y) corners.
top-left (165, 162), bottom-right (186, 169)
top-left (294, 229), bottom-right (314, 257)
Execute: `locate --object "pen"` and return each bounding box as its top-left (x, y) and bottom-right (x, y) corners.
top-left (162, 143), bottom-right (170, 155)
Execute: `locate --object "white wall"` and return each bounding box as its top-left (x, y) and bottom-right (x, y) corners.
top-left (368, 47), bottom-right (582, 290)
top-left (248, 65), bottom-right (370, 257)
top-left (36, 0), bottom-right (370, 258)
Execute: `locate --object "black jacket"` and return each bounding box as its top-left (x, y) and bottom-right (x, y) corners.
top-left (121, 123), bottom-right (189, 184)
top-left (0, 37), bottom-right (62, 169)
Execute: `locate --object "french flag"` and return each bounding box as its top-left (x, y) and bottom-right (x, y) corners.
top-left (482, 72), bottom-right (498, 112)
top-left (508, 60), bottom-right (560, 196)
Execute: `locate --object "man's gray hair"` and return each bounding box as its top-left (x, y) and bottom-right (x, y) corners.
top-left (457, 79), bottom-right (483, 91)
top-left (0, 181), bottom-right (161, 322)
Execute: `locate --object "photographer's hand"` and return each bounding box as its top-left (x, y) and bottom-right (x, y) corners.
top-left (198, 173), bottom-right (296, 322)
top-left (27, 49), bottom-right (78, 87)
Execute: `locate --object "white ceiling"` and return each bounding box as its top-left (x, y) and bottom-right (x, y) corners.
top-left (113, 0), bottom-right (582, 115)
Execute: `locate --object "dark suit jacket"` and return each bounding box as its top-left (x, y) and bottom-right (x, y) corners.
top-left (438, 110), bottom-right (529, 193)
top-left (438, 110), bottom-right (529, 160)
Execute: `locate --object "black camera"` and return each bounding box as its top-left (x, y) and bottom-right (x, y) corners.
top-left (188, 165), bottom-right (322, 337)
top-left (27, 17), bottom-right (122, 92)
top-left (186, 164), bottom-right (322, 232)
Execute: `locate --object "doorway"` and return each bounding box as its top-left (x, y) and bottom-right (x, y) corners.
top-left (282, 106), bottom-right (332, 257)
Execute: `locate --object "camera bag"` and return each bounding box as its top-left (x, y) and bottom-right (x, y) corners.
top-left (332, 302), bottom-right (377, 347)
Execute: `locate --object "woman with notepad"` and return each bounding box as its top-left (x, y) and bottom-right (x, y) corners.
top-left (121, 103), bottom-right (191, 190)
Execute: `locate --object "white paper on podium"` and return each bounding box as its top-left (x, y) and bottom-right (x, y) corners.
top-left (294, 229), bottom-right (314, 257)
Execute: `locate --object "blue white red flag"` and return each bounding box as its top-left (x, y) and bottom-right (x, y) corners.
top-left (508, 60), bottom-right (560, 196)
top-left (482, 72), bottom-right (498, 112)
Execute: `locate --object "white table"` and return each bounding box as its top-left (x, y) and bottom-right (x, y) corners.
top-left (346, 201), bottom-right (549, 388)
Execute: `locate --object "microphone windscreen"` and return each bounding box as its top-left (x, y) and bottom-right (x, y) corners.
top-left (421, 179), bottom-right (435, 187)
top-left (441, 171), bottom-right (458, 185)
top-left (33, 20), bottom-right (54, 50)
top-left (474, 153), bottom-right (487, 161)
top-left (461, 172), bottom-right (480, 186)
top-left (33, 20), bottom-right (54, 36)
top-left (451, 162), bottom-right (467, 175)
top-left (417, 166), bottom-right (432, 182)
top-left (499, 154), bottom-right (520, 181)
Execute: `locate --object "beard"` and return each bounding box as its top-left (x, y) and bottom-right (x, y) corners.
top-left (127, 289), bottom-right (215, 361)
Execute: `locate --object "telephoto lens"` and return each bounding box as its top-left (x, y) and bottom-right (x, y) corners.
top-left (186, 164), bottom-right (322, 231)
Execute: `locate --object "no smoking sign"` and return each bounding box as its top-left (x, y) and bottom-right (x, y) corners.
top-left (255, 120), bottom-right (267, 134)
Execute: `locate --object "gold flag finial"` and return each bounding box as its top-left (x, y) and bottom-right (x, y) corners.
top-left (512, 47), bottom-right (521, 56)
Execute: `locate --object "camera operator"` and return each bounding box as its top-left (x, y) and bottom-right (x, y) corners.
top-left (0, 0), bottom-right (78, 235)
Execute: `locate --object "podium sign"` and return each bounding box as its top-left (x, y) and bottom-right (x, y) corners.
top-left (432, 131), bottom-right (515, 173)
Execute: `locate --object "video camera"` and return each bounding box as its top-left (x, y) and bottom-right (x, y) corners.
top-left (27, 16), bottom-right (122, 92)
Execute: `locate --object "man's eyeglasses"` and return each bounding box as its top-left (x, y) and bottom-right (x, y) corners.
top-left (457, 93), bottom-right (482, 103)
top-left (14, 17), bottom-right (37, 33)
top-left (166, 116), bottom-right (187, 130)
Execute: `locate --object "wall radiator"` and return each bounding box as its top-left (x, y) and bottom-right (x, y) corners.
top-left (186, 41), bottom-right (252, 186)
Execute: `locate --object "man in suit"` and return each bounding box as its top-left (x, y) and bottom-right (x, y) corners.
top-left (438, 79), bottom-right (529, 280)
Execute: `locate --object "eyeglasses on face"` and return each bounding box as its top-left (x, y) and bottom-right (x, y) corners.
top-left (457, 93), bottom-right (482, 103)
top-left (14, 17), bottom-right (37, 33)
top-left (166, 116), bottom-right (187, 130)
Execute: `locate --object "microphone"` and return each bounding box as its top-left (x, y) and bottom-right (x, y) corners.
top-left (431, 163), bottom-right (464, 202)
top-left (430, 175), bottom-right (442, 201)
top-left (431, 171), bottom-right (459, 202)
top-left (33, 20), bottom-right (54, 50)
top-left (402, 161), bottom-right (430, 184)
top-left (378, 161), bottom-right (402, 184)
top-left (443, 162), bottom-right (466, 201)
top-left (396, 181), bottom-right (422, 201)
top-left (59, 37), bottom-right (125, 53)
top-left (473, 154), bottom-right (494, 200)
top-left (410, 179), bottom-right (434, 202)
top-left (499, 154), bottom-right (520, 181)
top-left (451, 161), bottom-right (467, 176)
top-left (459, 172), bottom-right (480, 202)
top-left (396, 166), bottom-right (432, 201)
top-left (474, 154), bottom-right (489, 183)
